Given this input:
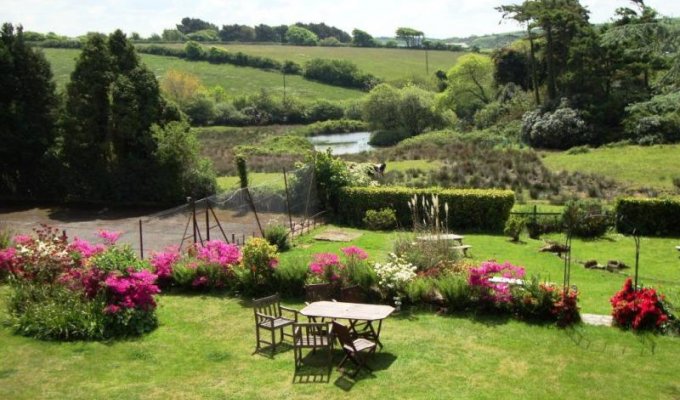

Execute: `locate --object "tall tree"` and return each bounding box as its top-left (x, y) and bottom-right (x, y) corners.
top-left (61, 33), bottom-right (114, 198)
top-left (176, 17), bottom-right (218, 34)
top-left (352, 29), bottom-right (375, 47)
top-left (61, 30), bottom-right (183, 202)
top-left (498, 0), bottom-right (590, 103)
top-left (395, 27), bottom-right (424, 48)
top-left (0, 23), bottom-right (58, 198)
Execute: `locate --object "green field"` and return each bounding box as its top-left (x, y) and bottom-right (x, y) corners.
top-left (217, 173), bottom-right (285, 191)
top-left (41, 48), bottom-right (363, 101)
top-left (139, 43), bottom-right (464, 82)
top-left (542, 145), bottom-right (680, 193)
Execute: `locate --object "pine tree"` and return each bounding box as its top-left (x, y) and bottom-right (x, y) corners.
top-left (0, 23), bottom-right (58, 198)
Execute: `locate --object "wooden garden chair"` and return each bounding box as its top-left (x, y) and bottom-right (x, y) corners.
top-left (332, 321), bottom-right (377, 378)
top-left (292, 322), bottom-right (334, 376)
top-left (253, 293), bottom-right (299, 355)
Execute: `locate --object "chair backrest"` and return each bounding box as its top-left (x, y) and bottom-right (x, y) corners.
top-left (293, 322), bottom-right (332, 348)
top-left (253, 293), bottom-right (281, 318)
top-left (332, 322), bottom-right (355, 352)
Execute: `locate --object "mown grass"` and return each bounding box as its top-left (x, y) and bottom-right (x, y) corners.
top-left (143, 43), bottom-right (464, 82)
top-left (542, 144), bottom-right (680, 193)
top-left (1, 226), bottom-right (679, 399)
top-left (41, 48), bottom-right (363, 101)
top-left (217, 173), bottom-right (285, 192)
top-left (386, 160), bottom-right (443, 173)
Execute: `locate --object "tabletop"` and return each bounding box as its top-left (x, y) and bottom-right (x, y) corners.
top-left (416, 233), bottom-right (464, 242)
top-left (300, 301), bottom-right (395, 321)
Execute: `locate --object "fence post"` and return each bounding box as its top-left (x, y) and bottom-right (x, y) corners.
top-left (138, 219), bottom-right (144, 259)
top-left (205, 206), bottom-right (210, 241)
top-left (283, 168), bottom-right (294, 233)
top-left (190, 197), bottom-right (197, 244)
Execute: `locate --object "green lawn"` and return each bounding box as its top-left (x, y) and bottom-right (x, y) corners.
top-left (217, 173), bottom-right (285, 192)
top-left (41, 48), bottom-right (363, 101)
top-left (387, 159), bottom-right (443, 172)
top-left (140, 43), bottom-right (464, 82)
top-left (1, 227), bottom-right (679, 399)
top-left (542, 144), bottom-right (680, 193)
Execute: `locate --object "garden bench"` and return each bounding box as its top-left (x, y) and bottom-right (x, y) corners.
top-left (452, 244), bottom-right (472, 257)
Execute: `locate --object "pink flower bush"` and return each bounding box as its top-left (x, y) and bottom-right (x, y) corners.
top-left (104, 269), bottom-right (160, 313)
top-left (308, 253), bottom-right (344, 283)
top-left (469, 261), bottom-right (526, 304)
top-left (97, 230), bottom-right (122, 245)
top-left (341, 246), bottom-right (368, 260)
top-left (196, 240), bottom-right (241, 267)
top-left (69, 237), bottom-right (105, 259)
top-left (12, 234), bottom-right (32, 246)
top-left (0, 247), bottom-right (17, 270)
top-left (150, 246), bottom-right (181, 280)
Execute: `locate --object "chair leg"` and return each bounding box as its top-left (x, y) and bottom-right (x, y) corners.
top-left (271, 329), bottom-right (276, 356)
top-left (255, 326), bottom-right (261, 351)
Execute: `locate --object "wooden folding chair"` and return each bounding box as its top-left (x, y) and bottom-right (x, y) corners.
top-left (292, 322), bottom-right (334, 375)
top-left (332, 321), bottom-right (377, 377)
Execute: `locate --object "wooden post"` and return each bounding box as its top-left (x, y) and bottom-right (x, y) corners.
top-left (191, 197), bottom-right (197, 244)
top-left (209, 204), bottom-right (228, 243)
top-left (205, 206), bottom-right (210, 241)
top-left (245, 187), bottom-right (264, 237)
top-left (138, 219), bottom-right (144, 259)
top-left (232, 233), bottom-right (235, 243)
top-left (283, 168), bottom-right (294, 232)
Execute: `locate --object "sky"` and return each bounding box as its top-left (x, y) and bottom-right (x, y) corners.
top-left (2, 0), bottom-right (680, 39)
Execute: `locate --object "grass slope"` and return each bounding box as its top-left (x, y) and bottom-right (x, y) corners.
top-left (41, 48), bottom-right (363, 101)
top-left (143, 43), bottom-right (464, 82)
top-left (542, 145), bottom-right (680, 193)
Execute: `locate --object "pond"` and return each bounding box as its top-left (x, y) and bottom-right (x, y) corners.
top-left (307, 131), bottom-right (375, 155)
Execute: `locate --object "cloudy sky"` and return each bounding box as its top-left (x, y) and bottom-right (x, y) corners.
top-left (2, 0), bottom-right (679, 39)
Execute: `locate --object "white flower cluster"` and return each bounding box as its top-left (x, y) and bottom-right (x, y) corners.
top-left (373, 253), bottom-right (416, 292)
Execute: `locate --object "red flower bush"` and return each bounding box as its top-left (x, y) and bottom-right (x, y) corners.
top-left (611, 278), bottom-right (669, 331)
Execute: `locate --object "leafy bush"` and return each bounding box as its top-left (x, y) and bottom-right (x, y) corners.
top-left (303, 58), bottom-right (378, 90)
top-left (504, 215), bottom-right (526, 242)
top-left (306, 100), bottom-right (345, 122)
top-left (363, 208), bottom-right (397, 230)
top-left (286, 26), bottom-right (318, 46)
top-left (238, 237), bottom-right (279, 294)
top-left (512, 278), bottom-right (580, 326)
top-left (615, 197), bottom-right (680, 236)
top-left (393, 234), bottom-right (461, 272)
top-left (338, 186), bottom-right (515, 232)
top-left (521, 100), bottom-right (591, 149)
top-left (272, 256), bottom-right (308, 297)
top-left (526, 215), bottom-right (563, 239)
top-left (368, 129), bottom-right (411, 147)
top-left (624, 92), bottom-right (680, 144)
top-left (562, 199), bottom-right (611, 238)
top-left (298, 119), bottom-right (367, 136)
top-left (436, 274), bottom-right (472, 312)
top-left (263, 225), bottom-right (291, 252)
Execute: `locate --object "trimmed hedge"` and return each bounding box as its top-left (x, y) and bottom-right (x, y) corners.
top-left (338, 187), bottom-right (515, 231)
top-left (615, 197), bottom-right (680, 236)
